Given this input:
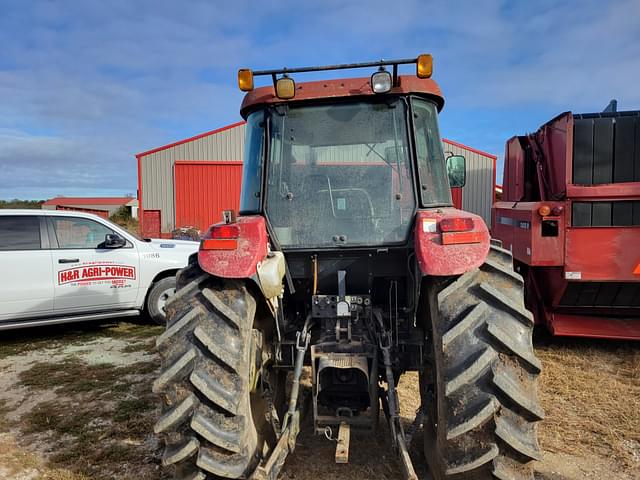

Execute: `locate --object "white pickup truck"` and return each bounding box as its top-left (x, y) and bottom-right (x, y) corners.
top-left (0, 209), bottom-right (199, 330)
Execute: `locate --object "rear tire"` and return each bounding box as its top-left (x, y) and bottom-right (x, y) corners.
top-left (153, 261), bottom-right (272, 479)
top-left (421, 244), bottom-right (543, 480)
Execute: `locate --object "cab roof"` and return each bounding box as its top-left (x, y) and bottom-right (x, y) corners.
top-left (240, 75), bottom-right (444, 118)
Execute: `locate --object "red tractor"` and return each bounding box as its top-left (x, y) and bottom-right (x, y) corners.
top-left (153, 56), bottom-right (543, 480)
top-left (493, 104), bottom-right (640, 340)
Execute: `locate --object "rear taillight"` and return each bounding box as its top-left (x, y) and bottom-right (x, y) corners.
top-left (441, 231), bottom-right (484, 245)
top-left (439, 217), bottom-right (474, 232)
top-left (211, 224), bottom-right (239, 239)
top-left (438, 217), bottom-right (483, 245)
top-left (201, 224), bottom-right (240, 250)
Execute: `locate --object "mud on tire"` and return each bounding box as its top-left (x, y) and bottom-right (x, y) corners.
top-left (153, 260), bottom-right (267, 479)
top-left (422, 244), bottom-right (544, 480)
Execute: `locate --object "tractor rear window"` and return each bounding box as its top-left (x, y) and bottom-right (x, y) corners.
top-left (265, 99), bottom-right (416, 248)
top-left (411, 98), bottom-right (451, 206)
top-left (240, 110), bottom-right (264, 214)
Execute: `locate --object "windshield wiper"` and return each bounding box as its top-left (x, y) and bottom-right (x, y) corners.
top-left (365, 143), bottom-right (397, 171)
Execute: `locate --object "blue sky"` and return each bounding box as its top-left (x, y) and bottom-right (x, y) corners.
top-left (1, 0), bottom-right (639, 199)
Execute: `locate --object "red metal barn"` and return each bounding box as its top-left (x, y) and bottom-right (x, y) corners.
top-left (136, 122), bottom-right (496, 238)
top-left (42, 197), bottom-right (138, 219)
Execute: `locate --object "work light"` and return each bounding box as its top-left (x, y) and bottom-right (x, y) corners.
top-left (238, 69), bottom-right (254, 91)
top-left (416, 54), bottom-right (433, 78)
top-left (371, 70), bottom-right (392, 93)
top-left (276, 76), bottom-right (295, 99)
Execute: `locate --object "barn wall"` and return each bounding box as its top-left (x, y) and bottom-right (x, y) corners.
top-left (140, 124), bottom-right (245, 233)
top-left (443, 140), bottom-right (496, 225)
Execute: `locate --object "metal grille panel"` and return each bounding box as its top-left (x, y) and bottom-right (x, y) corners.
top-left (572, 201), bottom-right (640, 226)
top-left (560, 282), bottom-right (640, 307)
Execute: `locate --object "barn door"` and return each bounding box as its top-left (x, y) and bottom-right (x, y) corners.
top-left (142, 210), bottom-right (161, 238)
top-left (174, 161), bottom-right (243, 233)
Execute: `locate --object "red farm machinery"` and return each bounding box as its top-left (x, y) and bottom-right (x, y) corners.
top-left (153, 56), bottom-right (543, 480)
top-left (493, 104), bottom-right (640, 340)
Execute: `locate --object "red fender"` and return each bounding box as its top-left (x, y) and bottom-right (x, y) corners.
top-left (415, 209), bottom-right (490, 276)
top-left (198, 216), bottom-right (269, 278)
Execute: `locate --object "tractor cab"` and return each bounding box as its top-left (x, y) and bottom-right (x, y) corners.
top-left (237, 57), bottom-right (464, 250)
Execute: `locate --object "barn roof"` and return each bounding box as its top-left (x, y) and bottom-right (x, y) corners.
top-left (136, 121), bottom-right (246, 158)
top-left (43, 197), bottom-right (137, 206)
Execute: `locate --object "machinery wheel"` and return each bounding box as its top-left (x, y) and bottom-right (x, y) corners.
top-left (421, 244), bottom-right (544, 480)
top-left (153, 260), bottom-right (274, 479)
top-left (146, 276), bottom-right (177, 325)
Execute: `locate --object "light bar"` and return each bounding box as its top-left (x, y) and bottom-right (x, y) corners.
top-left (237, 55), bottom-right (434, 94)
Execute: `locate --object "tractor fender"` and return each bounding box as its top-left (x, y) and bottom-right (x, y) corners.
top-left (198, 215), bottom-right (285, 311)
top-left (198, 215), bottom-right (269, 279)
top-left (414, 208), bottom-right (490, 276)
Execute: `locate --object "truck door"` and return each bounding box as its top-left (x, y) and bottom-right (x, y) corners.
top-left (48, 216), bottom-right (140, 314)
top-left (0, 215), bottom-right (54, 321)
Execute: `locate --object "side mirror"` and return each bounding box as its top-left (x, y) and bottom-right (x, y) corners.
top-left (104, 233), bottom-right (126, 249)
top-left (446, 154), bottom-right (466, 188)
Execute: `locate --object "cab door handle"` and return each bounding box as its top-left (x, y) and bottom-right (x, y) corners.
top-left (58, 258), bottom-right (80, 264)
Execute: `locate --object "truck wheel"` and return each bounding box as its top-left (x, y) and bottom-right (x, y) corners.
top-left (421, 244), bottom-right (543, 480)
top-left (153, 261), bottom-right (272, 479)
top-left (146, 276), bottom-right (177, 325)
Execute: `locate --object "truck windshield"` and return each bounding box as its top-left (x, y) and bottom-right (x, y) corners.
top-left (265, 99), bottom-right (416, 249)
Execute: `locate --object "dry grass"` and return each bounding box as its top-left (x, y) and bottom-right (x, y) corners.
top-left (535, 333), bottom-right (640, 469)
top-left (19, 356), bottom-right (158, 397)
top-left (18, 363), bottom-right (162, 480)
top-left (2, 320), bottom-right (639, 479)
top-left (0, 321), bottom-right (162, 360)
top-left (0, 322), bottom-right (165, 480)
top-left (0, 435), bottom-right (91, 480)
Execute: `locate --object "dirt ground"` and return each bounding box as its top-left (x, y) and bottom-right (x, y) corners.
top-left (0, 321), bottom-right (637, 480)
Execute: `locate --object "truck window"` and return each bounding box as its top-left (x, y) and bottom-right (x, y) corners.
top-left (51, 217), bottom-right (115, 249)
top-left (0, 216), bottom-right (41, 250)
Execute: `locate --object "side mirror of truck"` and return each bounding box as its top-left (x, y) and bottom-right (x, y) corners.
top-left (104, 233), bottom-right (127, 249)
top-left (446, 154), bottom-right (466, 188)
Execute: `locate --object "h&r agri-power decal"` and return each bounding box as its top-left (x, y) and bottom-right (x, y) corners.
top-left (58, 263), bottom-right (136, 285)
